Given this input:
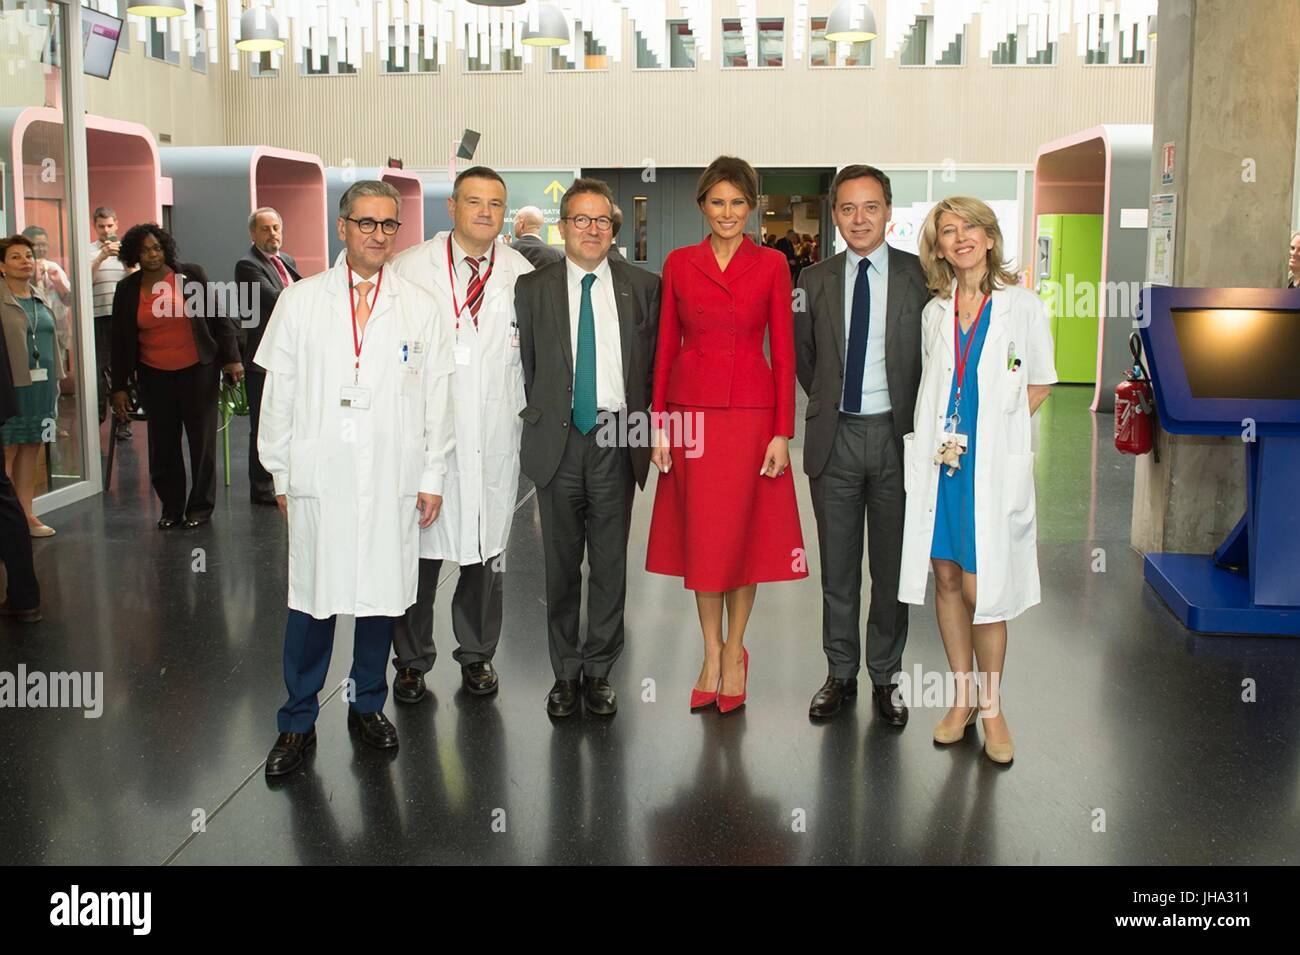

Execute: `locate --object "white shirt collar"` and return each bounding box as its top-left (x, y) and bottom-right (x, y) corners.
top-left (565, 255), bottom-right (612, 287)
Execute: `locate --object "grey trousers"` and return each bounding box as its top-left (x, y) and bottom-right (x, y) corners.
top-left (808, 411), bottom-right (909, 685)
top-left (391, 557), bottom-right (503, 673)
top-left (536, 421), bottom-right (635, 681)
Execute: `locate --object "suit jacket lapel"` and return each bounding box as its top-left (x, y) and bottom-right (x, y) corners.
top-left (552, 265), bottom-right (573, 375)
top-left (824, 252), bottom-right (846, 368)
top-left (610, 261), bottom-right (635, 384)
top-left (251, 246), bottom-right (282, 291)
top-left (884, 246), bottom-right (907, 364)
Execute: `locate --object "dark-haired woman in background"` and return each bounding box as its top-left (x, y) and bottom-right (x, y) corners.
top-left (110, 223), bottom-right (242, 528)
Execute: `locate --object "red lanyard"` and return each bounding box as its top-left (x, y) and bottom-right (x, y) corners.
top-left (447, 238), bottom-right (495, 331)
top-left (953, 292), bottom-right (990, 410)
top-left (347, 263), bottom-right (383, 380)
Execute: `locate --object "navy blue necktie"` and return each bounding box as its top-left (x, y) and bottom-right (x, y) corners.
top-left (842, 260), bottom-right (870, 414)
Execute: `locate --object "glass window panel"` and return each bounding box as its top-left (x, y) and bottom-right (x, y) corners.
top-left (636, 19), bottom-right (695, 69)
top-left (383, 23), bottom-right (438, 73)
top-left (932, 170), bottom-right (1019, 202)
top-left (302, 35), bottom-right (356, 75)
top-left (190, 6), bottom-right (207, 74)
top-left (1, 0), bottom-right (89, 492)
top-left (551, 22), bottom-right (607, 71)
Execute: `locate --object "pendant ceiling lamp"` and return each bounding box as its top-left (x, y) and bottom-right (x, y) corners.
top-left (125, 0), bottom-right (185, 17)
top-left (522, 2), bottom-right (570, 47)
top-left (824, 1), bottom-right (878, 44)
top-left (236, 8), bottom-right (284, 53)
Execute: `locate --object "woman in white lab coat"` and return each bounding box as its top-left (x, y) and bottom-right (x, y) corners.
top-left (898, 196), bottom-right (1056, 765)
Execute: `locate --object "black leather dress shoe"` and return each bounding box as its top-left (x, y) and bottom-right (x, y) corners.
top-left (393, 666), bottom-right (427, 704)
top-left (182, 515), bottom-right (210, 529)
top-left (583, 676), bottom-right (618, 717)
top-left (546, 679), bottom-right (580, 718)
top-left (0, 600), bottom-right (42, 623)
top-left (265, 727), bottom-right (316, 777)
top-left (157, 517), bottom-right (179, 530)
top-left (872, 683), bottom-right (909, 726)
top-left (347, 708), bottom-right (399, 749)
top-left (462, 661), bottom-right (499, 695)
top-left (809, 675), bottom-right (858, 719)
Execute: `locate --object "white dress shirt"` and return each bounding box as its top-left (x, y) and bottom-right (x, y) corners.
top-left (842, 241), bottom-right (892, 415)
top-left (566, 256), bottom-right (624, 413)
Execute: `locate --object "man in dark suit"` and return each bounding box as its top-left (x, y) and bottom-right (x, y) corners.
top-left (515, 178), bottom-right (660, 719)
top-left (511, 205), bottom-right (564, 269)
top-left (794, 165), bottom-right (928, 724)
top-left (0, 275), bottom-right (40, 622)
top-left (235, 207), bottom-right (300, 505)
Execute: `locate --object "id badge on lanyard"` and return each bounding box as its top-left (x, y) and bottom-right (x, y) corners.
top-left (342, 264), bottom-right (382, 409)
top-left (935, 293), bottom-right (989, 476)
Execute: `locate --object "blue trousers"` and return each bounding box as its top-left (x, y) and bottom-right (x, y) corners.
top-left (277, 610), bottom-right (394, 733)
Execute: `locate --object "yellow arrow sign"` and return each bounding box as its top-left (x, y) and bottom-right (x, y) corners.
top-left (543, 179), bottom-right (565, 204)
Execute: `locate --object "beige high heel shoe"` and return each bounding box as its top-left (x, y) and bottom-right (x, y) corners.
top-left (932, 705), bottom-right (978, 744)
top-left (982, 713), bottom-right (1014, 764)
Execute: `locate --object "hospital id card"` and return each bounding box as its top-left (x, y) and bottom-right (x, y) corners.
top-left (339, 385), bottom-right (372, 409)
top-left (453, 345), bottom-right (471, 366)
top-left (29, 368), bottom-right (48, 382)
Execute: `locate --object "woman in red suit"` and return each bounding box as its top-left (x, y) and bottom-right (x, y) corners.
top-left (647, 156), bottom-right (808, 714)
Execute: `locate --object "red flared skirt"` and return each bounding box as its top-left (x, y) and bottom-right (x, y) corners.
top-left (646, 404), bottom-right (808, 592)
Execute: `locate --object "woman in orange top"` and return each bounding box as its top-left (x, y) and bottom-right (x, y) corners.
top-left (647, 156), bottom-right (808, 714)
top-left (110, 224), bottom-right (242, 528)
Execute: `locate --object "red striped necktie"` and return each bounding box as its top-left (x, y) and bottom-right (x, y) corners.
top-left (464, 255), bottom-right (487, 328)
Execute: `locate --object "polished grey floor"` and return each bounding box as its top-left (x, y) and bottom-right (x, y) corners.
top-left (1, 387), bottom-right (1298, 865)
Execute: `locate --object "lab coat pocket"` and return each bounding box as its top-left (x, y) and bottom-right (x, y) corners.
top-left (902, 432), bottom-right (917, 495)
top-left (287, 438), bottom-right (322, 499)
top-left (1002, 451), bottom-right (1035, 516)
top-left (1004, 368), bottom-right (1028, 414)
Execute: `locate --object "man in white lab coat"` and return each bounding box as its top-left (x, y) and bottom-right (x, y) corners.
top-left (388, 166), bottom-right (532, 702)
top-left (256, 180), bottom-right (455, 778)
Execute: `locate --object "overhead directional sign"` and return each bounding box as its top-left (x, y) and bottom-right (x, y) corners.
top-left (499, 170), bottom-right (578, 246)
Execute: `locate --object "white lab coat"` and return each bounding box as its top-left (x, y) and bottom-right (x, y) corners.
top-left (255, 253), bottom-right (455, 619)
top-left (390, 233), bottom-right (532, 564)
top-left (898, 282), bottom-right (1057, 623)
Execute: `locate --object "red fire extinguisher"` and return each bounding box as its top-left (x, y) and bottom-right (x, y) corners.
top-left (1115, 332), bottom-right (1158, 460)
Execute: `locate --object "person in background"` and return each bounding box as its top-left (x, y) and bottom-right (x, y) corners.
top-left (607, 205), bottom-right (629, 264)
top-left (109, 224), bottom-right (243, 529)
top-left (21, 227), bottom-right (71, 376)
top-left (234, 207), bottom-right (301, 506)
top-left (0, 243), bottom-right (41, 622)
top-left (898, 196), bottom-right (1056, 766)
top-left (647, 156), bottom-right (807, 714)
top-left (511, 205), bottom-right (564, 270)
top-left (0, 235), bottom-right (63, 538)
top-left (90, 207), bottom-right (135, 440)
top-left (1287, 230), bottom-right (1299, 288)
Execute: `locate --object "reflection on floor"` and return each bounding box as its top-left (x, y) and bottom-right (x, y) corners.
top-left (1, 386), bottom-right (1298, 865)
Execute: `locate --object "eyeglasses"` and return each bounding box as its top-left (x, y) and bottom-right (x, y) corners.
top-left (344, 216), bottom-right (402, 236)
top-left (561, 215), bottom-right (614, 232)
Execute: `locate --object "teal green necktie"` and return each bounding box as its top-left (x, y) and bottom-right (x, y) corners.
top-left (573, 272), bottom-right (598, 434)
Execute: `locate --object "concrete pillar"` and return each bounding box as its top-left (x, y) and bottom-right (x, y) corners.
top-left (1131, 0), bottom-right (1300, 554)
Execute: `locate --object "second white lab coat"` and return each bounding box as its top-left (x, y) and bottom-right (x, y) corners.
top-left (390, 233), bottom-right (532, 564)
top-left (898, 282), bottom-right (1057, 623)
top-left (255, 253), bottom-right (455, 618)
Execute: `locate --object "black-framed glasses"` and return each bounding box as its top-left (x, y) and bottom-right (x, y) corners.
top-left (561, 214), bottom-right (614, 232)
top-left (345, 216), bottom-right (402, 235)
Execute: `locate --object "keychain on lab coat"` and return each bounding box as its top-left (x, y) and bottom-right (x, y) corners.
top-left (936, 292), bottom-right (989, 476)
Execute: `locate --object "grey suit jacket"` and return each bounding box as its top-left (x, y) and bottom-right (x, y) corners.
top-left (515, 256), bottom-right (661, 489)
top-left (794, 245), bottom-right (928, 478)
top-left (513, 234), bottom-right (565, 270)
